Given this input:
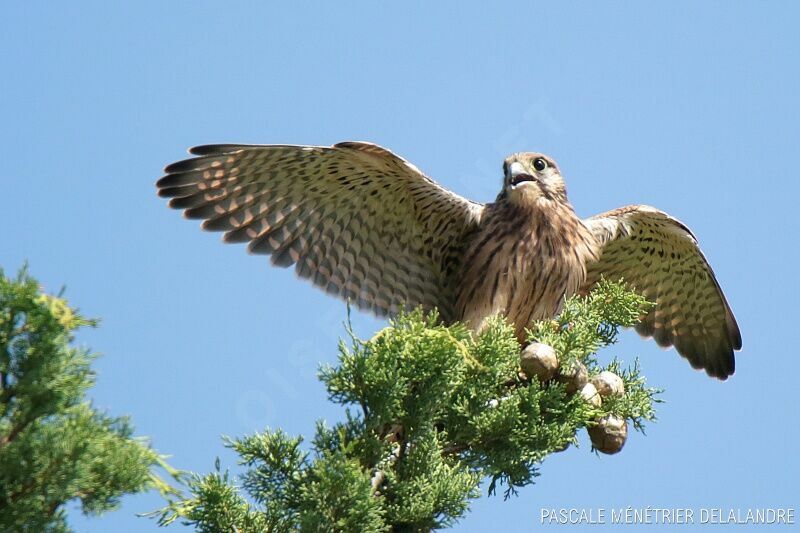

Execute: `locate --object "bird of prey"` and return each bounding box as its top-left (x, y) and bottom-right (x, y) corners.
top-left (157, 142), bottom-right (742, 379)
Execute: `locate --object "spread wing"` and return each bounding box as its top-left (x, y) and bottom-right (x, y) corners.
top-left (157, 142), bottom-right (484, 320)
top-left (583, 205), bottom-right (742, 379)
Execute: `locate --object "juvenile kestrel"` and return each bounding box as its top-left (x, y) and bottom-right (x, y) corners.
top-left (157, 142), bottom-right (742, 379)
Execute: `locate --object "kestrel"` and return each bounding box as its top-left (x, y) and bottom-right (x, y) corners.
top-left (157, 142), bottom-right (742, 379)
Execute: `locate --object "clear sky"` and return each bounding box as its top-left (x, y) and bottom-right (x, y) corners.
top-left (2, 2), bottom-right (798, 531)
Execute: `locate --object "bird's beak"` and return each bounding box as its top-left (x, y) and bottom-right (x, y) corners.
top-left (507, 161), bottom-right (536, 187)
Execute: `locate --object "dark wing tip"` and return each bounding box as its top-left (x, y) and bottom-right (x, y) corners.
top-left (155, 175), bottom-right (176, 189)
top-left (163, 158), bottom-right (203, 174)
top-left (189, 144), bottom-right (227, 156)
top-left (691, 343), bottom-right (736, 381)
top-left (706, 351), bottom-right (735, 380)
top-left (156, 185), bottom-right (186, 198)
top-left (163, 145), bottom-right (250, 173)
top-left (189, 144), bottom-right (251, 156)
top-left (635, 323), bottom-right (736, 380)
top-left (729, 315), bottom-right (743, 351)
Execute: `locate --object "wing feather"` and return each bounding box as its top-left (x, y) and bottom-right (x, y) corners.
top-left (583, 205), bottom-right (741, 379)
top-left (157, 142), bottom-right (484, 320)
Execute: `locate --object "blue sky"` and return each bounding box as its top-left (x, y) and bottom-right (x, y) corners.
top-left (2, 2), bottom-right (798, 531)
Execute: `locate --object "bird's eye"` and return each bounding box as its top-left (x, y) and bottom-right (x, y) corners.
top-left (533, 158), bottom-right (547, 171)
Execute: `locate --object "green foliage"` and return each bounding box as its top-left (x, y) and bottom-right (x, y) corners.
top-left (0, 268), bottom-right (166, 532)
top-left (157, 280), bottom-right (660, 531)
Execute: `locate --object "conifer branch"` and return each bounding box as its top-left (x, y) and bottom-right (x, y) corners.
top-left (155, 280), bottom-right (661, 531)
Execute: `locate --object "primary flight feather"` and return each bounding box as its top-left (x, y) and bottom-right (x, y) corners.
top-left (157, 142), bottom-right (742, 379)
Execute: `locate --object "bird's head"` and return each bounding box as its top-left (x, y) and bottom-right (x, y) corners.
top-left (501, 152), bottom-right (567, 206)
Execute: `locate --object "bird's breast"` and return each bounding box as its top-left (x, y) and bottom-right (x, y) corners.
top-left (455, 201), bottom-right (597, 340)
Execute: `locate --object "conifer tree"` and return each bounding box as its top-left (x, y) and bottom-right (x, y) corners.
top-left (157, 280), bottom-right (660, 532)
top-left (0, 269), bottom-right (170, 532)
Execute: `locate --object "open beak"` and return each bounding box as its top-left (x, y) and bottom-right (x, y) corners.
top-left (507, 161), bottom-right (536, 187)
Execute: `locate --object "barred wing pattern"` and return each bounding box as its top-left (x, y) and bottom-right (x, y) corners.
top-left (583, 205), bottom-right (742, 379)
top-left (157, 142), bottom-right (484, 320)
